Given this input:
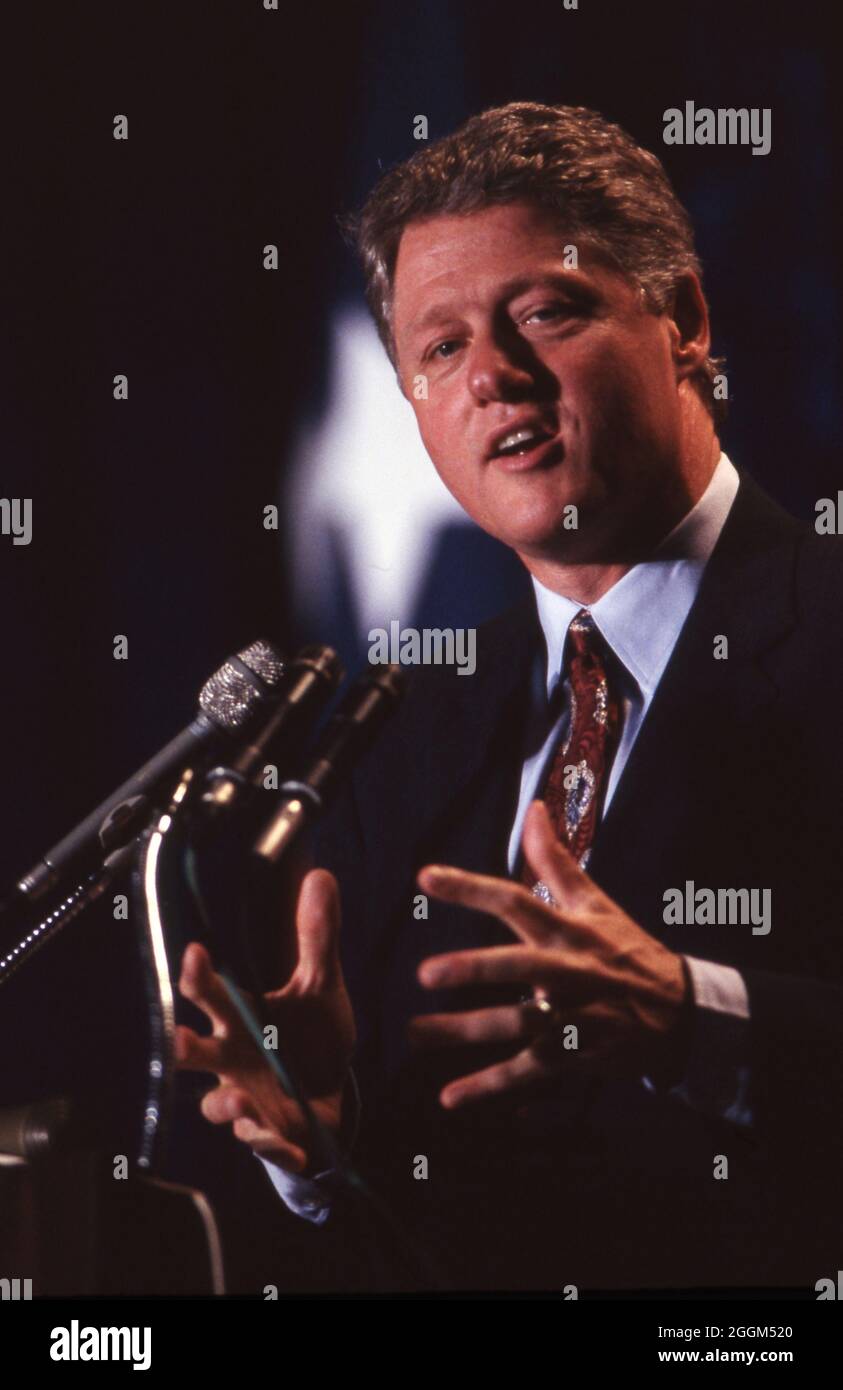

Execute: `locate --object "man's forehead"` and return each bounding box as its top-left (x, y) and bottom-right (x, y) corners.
top-left (396, 203), bottom-right (580, 277)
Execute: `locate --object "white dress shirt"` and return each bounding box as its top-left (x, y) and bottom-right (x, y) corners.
top-left (263, 451), bottom-right (753, 1221)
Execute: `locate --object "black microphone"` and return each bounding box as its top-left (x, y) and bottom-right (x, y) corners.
top-left (252, 664), bottom-right (405, 866)
top-left (0, 1097), bottom-right (79, 1158)
top-left (15, 640), bottom-right (287, 902)
top-left (201, 645), bottom-right (343, 816)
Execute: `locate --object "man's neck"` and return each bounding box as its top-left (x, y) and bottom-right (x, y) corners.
top-left (527, 560), bottom-right (634, 606)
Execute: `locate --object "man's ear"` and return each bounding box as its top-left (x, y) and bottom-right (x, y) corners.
top-left (667, 271), bottom-right (711, 382)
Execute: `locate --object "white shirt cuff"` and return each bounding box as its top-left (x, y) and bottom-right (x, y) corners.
top-left (684, 955), bottom-right (749, 1019)
top-left (258, 1157), bottom-right (334, 1225)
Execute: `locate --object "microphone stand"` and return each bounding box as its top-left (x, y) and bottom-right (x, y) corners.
top-left (0, 765), bottom-right (227, 1294)
top-left (132, 768), bottom-right (196, 1172)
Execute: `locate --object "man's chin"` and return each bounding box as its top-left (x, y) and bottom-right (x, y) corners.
top-left (487, 506), bottom-right (585, 555)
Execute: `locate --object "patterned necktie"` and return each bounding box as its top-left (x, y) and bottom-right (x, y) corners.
top-left (527, 609), bottom-right (623, 900)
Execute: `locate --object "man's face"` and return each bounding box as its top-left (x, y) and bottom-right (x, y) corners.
top-left (392, 200), bottom-right (692, 566)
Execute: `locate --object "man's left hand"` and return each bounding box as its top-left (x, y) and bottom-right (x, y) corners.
top-left (410, 799), bottom-right (693, 1108)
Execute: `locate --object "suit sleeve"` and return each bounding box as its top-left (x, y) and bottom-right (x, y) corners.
top-left (742, 967), bottom-right (843, 1164)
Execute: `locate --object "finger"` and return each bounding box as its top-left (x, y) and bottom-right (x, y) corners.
top-left (419, 944), bottom-right (613, 1000)
top-left (408, 1004), bottom-right (527, 1049)
top-left (294, 869), bottom-right (341, 990)
top-left (417, 864), bottom-right (571, 947)
top-left (199, 1084), bottom-right (262, 1127)
top-left (178, 943), bottom-right (237, 1037)
top-left (438, 1049), bottom-right (540, 1108)
top-left (174, 1024), bottom-right (227, 1074)
top-left (521, 800), bottom-right (594, 909)
top-left (231, 1117), bottom-right (308, 1172)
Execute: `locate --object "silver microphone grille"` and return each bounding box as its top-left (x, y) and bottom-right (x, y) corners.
top-left (238, 639), bottom-right (287, 689)
top-left (198, 640), bottom-right (286, 732)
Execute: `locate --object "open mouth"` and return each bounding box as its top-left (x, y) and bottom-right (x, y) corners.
top-left (488, 423), bottom-right (563, 472)
top-left (493, 425), bottom-right (555, 458)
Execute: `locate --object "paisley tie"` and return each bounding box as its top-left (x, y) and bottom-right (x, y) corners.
top-left (528, 609), bottom-right (623, 900)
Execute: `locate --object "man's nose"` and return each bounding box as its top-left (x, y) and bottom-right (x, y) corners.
top-left (466, 334), bottom-right (535, 403)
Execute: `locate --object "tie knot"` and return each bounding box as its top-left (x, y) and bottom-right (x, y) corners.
top-left (565, 608), bottom-right (600, 665)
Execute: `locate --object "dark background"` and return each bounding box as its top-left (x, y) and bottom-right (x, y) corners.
top-left (1, 0), bottom-right (840, 1292)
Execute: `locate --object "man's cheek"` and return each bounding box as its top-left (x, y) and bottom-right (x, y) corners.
top-left (417, 408), bottom-right (459, 470)
top-left (416, 416), bottom-right (442, 465)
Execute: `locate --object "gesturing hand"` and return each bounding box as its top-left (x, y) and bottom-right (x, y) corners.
top-left (410, 800), bottom-right (692, 1109)
top-left (175, 868), bottom-right (356, 1175)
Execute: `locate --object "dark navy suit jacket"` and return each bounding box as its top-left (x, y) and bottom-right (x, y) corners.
top-left (313, 471), bottom-right (843, 1292)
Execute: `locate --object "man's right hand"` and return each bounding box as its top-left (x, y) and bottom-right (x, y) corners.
top-left (175, 868), bottom-right (355, 1177)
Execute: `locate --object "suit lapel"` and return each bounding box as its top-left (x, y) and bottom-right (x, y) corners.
top-left (364, 596), bottom-right (540, 955)
top-left (588, 471), bottom-right (802, 916)
top-left (414, 595), bottom-right (541, 867)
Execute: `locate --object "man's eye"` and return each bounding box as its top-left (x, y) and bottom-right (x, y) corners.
top-left (430, 338), bottom-right (461, 360)
top-left (522, 304), bottom-right (567, 324)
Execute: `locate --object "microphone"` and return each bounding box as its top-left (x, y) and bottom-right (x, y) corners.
top-left (14, 640), bottom-right (287, 903)
top-left (252, 664), bottom-right (405, 866)
top-left (0, 1097), bottom-right (79, 1158)
top-left (201, 645), bottom-right (343, 816)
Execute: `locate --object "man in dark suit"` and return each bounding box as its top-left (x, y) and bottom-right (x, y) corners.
top-left (175, 102), bottom-right (843, 1292)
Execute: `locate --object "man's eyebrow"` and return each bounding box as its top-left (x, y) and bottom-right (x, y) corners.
top-left (403, 272), bottom-right (594, 341)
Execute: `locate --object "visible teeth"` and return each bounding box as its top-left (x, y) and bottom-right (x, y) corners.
top-left (497, 427), bottom-right (543, 454)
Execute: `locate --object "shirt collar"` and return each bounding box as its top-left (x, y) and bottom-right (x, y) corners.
top-left (532, 452), bottom-right (740, 702)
